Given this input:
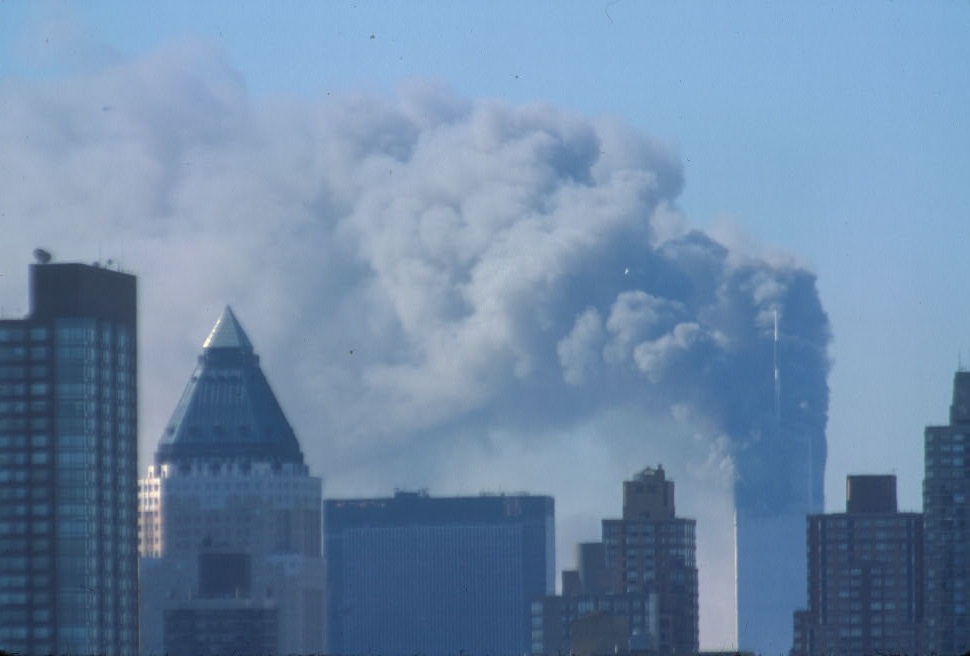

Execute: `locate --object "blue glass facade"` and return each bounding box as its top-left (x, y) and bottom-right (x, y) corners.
top-left (0, 263), bottom-right (138, 656)
top-left (325, 492), bottom-right (555, 656)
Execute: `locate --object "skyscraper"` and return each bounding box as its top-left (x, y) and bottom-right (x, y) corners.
top-left (735, 313), bottom-right (824, 656)
top-left (532, 465), bottom-right (698, 656)
top-left (792, 475), bottom-right (923, 656)
top-left (325, 490), bottom-right (555, 656)
top-left (138, 307), bottom-right (324, 655)
top-left (0, 260), bottom-right (139, 656)
top-left (923, 370), bottom-right (970, 654)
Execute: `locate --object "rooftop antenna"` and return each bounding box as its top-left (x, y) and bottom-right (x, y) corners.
top-left (773, 309), bottom-right (781, 426)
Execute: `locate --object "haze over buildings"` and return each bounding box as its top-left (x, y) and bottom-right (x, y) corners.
top-left (5, 5), bottom-right (969, 648)
top-left (0, 51), bottom-right (833, 647)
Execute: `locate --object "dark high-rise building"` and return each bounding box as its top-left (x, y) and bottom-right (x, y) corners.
top-left (325, 490), bottom-right (555, 656)
top-left (792, 475), bottom-right (923, 656)
top-left (532, 466), bottom-right (698, 656)
top-left (0, 261), bottom-right (139, 656)
top-left (138, 307), bottom-right (324, 655)
top-left (162, 598), bottom-right (278, 656)
top-left (924, 370), bottom-right (970, 654)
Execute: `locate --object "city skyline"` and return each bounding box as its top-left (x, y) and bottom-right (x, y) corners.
top-left (3, 4), bottom-right (970, 649)
top-left (0, 265), bottom-right (966, 654)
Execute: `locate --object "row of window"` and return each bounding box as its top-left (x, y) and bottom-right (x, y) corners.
top-left (0, 378), bottom-right (134, 396)
top-left (0, 326), bottom-right (47, 342)
top-left (0, 452), bottom-right (52, 465)
top-left (0, 399), bottom-right (51, 413)
top-left (0, 434), bottom-right (51, 448)
top-left (0, 450), bottom-right (134, 467)
top-left (0, 346), bottom-right (49, 361)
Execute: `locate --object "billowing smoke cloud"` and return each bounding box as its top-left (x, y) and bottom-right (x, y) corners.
top-left (0, 41), bottom-right (829, 645)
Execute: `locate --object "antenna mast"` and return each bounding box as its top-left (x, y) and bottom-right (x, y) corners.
top-left (773, 309), bottom-right (780, 426)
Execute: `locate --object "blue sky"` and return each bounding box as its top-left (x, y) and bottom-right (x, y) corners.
top-left (3, 1), bottom-right (970, 648)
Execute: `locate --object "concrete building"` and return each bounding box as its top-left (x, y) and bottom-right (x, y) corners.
top-left (163, 598), bottom-right (278, 656)
top-left (325, 490), bottom-right (555, 656)
top-left (138, 307), bottom-right (324, 655)
top-left (0, 260), bottom-right (139, 656)
top-left (532, 466), bottom-right (697, 656)
top-left (161, 553), bottom-right (278, 655)
top-left (792, 475), bottom-right (923, 656)
top-left (924, 370), bottom-right (970, 654)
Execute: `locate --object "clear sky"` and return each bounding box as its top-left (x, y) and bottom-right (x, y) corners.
top-left (2, 1), bottom-right (970, 649)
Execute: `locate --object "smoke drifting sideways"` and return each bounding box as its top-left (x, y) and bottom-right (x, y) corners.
top-left (0, 42), bottom-right (830, 643)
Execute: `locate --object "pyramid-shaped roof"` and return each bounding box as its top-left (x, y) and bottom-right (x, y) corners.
top-left (155, 307), bottom-right (305, 466)
top-left (202, 306), bottom-right (254, 351)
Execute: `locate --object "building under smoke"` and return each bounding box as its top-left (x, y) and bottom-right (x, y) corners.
top-left (532, 466), bottom-right (698, 656)
top-left (138, 307), bottom-right (324, 656)
top-left (723, 275), bottom-right (827, 656)
top-left (0, 71), bottom-right (835, 651)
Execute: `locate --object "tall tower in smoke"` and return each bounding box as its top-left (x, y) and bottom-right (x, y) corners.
top-left (735, 309), bottom-right (823, 656)
top-left (774, 309), bottom-right (781, 424)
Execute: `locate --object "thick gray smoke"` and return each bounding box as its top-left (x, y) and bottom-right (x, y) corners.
top-left (0, 43), bottom-right (829, 644)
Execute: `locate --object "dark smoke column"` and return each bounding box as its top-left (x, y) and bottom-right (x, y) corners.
top-left (557, 226), bottom-right (830, 655)
top-left (729, 272), bottom-right (828, 656)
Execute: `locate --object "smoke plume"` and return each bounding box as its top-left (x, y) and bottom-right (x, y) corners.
top-left (0, 42), bottom-right (829, 645)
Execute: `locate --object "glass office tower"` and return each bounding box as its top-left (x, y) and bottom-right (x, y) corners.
top-left (0, 261), bottom-right (138, 656)
top-left (325, 491), bottom-right (555, 656)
